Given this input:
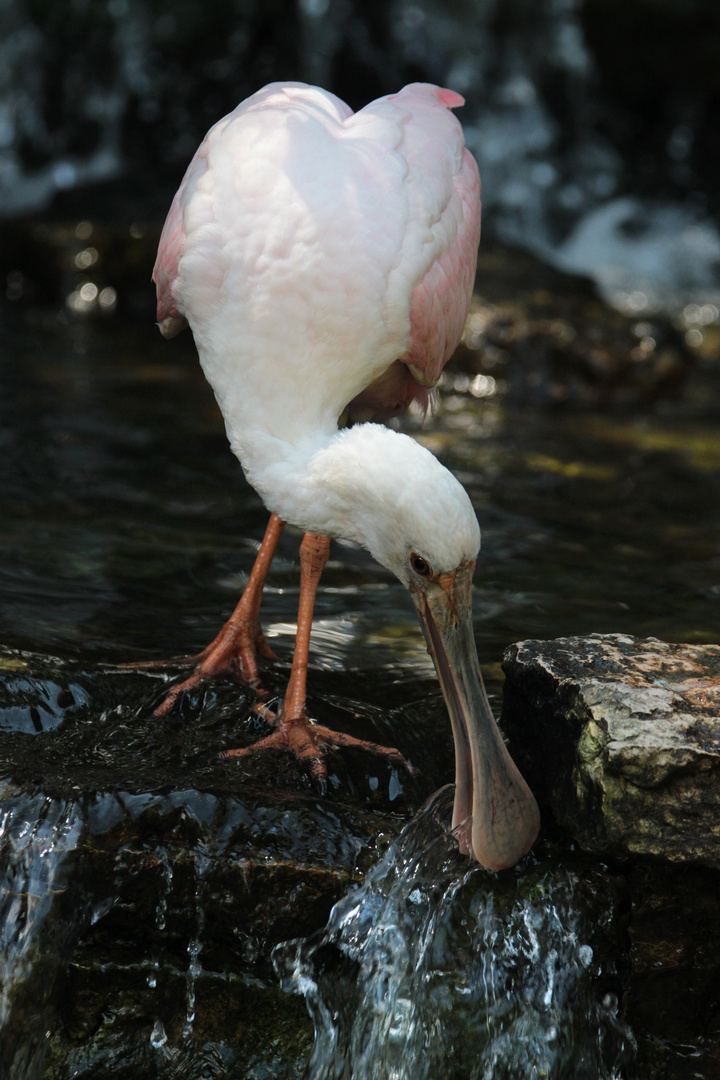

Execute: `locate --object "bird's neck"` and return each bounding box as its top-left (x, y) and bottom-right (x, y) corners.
top-left (231, 422), bottom-right (413, 569)
top-left (232, 420), bottom-right (478, 582)
top-left (232, 422), bottom-right (353, 538)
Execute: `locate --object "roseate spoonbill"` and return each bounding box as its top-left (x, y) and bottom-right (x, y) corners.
top-left (143, 81), bottom-right (539, 871)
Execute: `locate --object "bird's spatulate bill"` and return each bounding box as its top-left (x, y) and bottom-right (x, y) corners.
top-left (413, 567), bottom-right (540, 871)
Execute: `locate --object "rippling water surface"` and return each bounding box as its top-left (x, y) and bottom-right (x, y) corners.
top-left (3, 308), bottom-right (719, 697)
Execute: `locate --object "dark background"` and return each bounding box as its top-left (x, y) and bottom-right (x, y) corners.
top-left (2, 0), bottom-right (719, 297)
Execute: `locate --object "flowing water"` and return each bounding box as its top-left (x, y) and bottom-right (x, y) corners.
top-left (275, 788), bottom-right (635, 1080)
top-left (0, 792), bottom-right (86, 1077)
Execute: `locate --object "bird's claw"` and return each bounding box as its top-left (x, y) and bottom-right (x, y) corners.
top-left (218, 709), bottom-right (414, 793)
top-left (121, 620), bottom-right (276, 716)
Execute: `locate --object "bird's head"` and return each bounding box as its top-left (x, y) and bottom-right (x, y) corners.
top-left (312, 423), bottom-right (479, 582)
top-left (308, 424), bottom-right (539, 870)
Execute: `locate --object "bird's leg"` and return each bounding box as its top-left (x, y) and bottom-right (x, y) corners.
top-left (220, 532), bottom-right (414, 791)
top-left (183, 512), bottom-right (285, 685)
top-left (126, 513), bottom-right (285, 714)
top-left (279, 530), bottom-right (331, 725)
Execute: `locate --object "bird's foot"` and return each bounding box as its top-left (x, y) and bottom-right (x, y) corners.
top-left (122, 618), bottom-right (277, 716)
top-left (218, 703), bottom-right (414, 794)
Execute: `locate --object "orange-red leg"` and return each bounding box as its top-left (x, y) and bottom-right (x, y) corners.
top-left (220, 532), bottom-right (414, 790)
top-left (126, 513), bottom-right (285, 715)
top-left (281, 531), bottom-right (330, 724)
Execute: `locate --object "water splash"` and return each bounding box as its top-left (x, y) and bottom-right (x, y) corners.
top-left (149, 1017), bottom-right (168, 1049)
top-left (275, 787), bottom-right (635, 1080)
top-left (549, 196), bottom-right (720, 316)
top-left (0, 786), bottom-right (85, 1078)
top-left (183, 845), bottom-right (211, 1038)
top-left (148, 845), bottom-right (173, 990)
top-left (0, 789), bottom-right (83, 1027)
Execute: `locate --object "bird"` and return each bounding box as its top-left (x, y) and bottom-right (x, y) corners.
top-left (142, 81), bottom-right (539, 871)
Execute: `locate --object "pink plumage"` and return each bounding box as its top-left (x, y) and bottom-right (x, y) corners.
top-left (153, 81), bottom-right (481, 418)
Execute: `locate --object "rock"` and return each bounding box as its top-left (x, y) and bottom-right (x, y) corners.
top-left (501, 633), bottom-right (720, 867)
top-left (0, 778), bottom-right (361, 1077)
top-left (502, 633), bottom-right (720, 1075)
top-left (0, 650), bottom-right (435, 1078)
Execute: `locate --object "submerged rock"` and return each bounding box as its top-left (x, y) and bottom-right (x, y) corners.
top-left (502, 633), bottom-right (720, 867)
top-left (459, 249), bottom-right (697, 410)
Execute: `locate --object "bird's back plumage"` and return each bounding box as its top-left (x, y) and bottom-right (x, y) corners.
top-left (154, 82), bottom-right (481, 448)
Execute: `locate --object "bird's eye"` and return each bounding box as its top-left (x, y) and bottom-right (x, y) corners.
top-left (409, 552), bottom-right (433, 579)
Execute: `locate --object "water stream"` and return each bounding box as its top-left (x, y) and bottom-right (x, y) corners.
top-left (276, 788), bottom-right (634, 1080)
top-left (0, 791), bottom-right (86, 1076)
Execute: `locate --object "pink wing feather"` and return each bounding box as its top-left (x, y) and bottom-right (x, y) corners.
top-left (393, 85), bottom-right (481, 387)
top-left (152, 138), bottom-right (214, 338)
top-left (153, 185), bottom-right (189, 338)
top-left (404, 146), bottom-right (481, 386)
top-left (349, 84), bottom-right (481, 419)
top-left (154, 82), bottom-right (480, 417)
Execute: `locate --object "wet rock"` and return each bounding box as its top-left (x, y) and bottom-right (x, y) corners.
top-left (0, 780), bottom-right (330, 1077)
top-left (502, 635), bottom-right (720, 1076)
top-left (0, 653), bottom-right (96, 734)
top-left (0, 650), bottom-right (433, 1078)
top-left (501, 633), bottom-right (720, 867)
